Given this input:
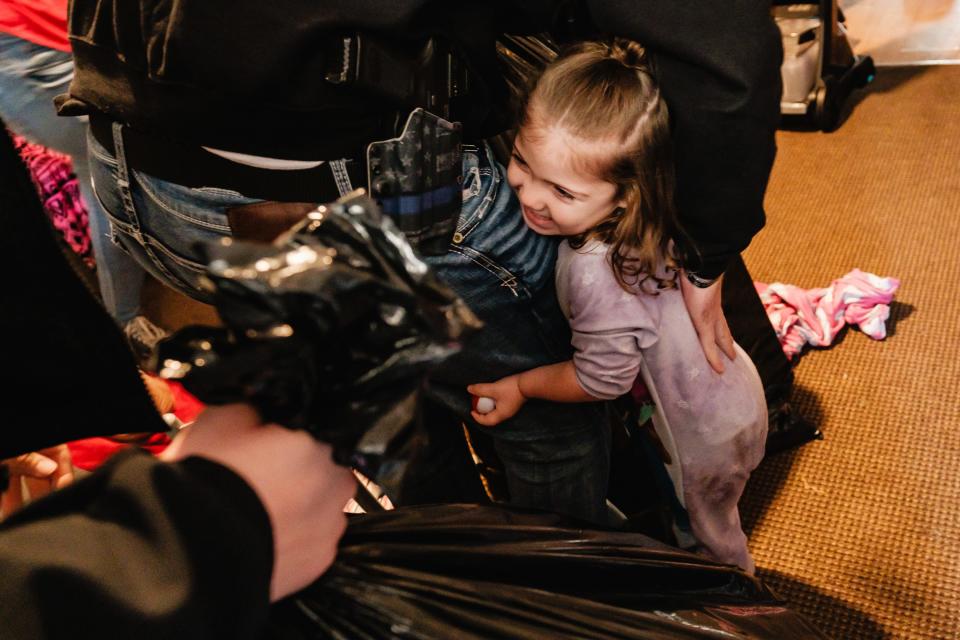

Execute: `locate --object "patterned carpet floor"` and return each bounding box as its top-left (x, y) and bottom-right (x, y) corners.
top-left (740, 65), bottom-right (960, 639)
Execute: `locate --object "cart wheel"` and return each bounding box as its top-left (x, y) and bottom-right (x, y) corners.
top-left (855, 56), bottom-right (877, 88)
top-left (815, 77), bottom-right (840, 132)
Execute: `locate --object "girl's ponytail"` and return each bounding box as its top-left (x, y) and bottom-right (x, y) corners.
top-left (606, 38), bottom-right (648, 70)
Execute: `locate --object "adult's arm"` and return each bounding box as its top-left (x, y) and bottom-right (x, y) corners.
top-left (586, 0), bottom-right (782, 279)
top-left (583, 1), bottom-right (781, 372)
top-left (0, 450), bottom-right (272, 639)
top-left (0, 404), bottom-right (355, 639)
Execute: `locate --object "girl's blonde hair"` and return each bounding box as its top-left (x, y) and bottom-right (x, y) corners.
top-left (519, 38), bottom-right (681, 293)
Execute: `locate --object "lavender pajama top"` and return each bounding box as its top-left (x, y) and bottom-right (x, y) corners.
top-left (556, 240), bottom-right (768, 570)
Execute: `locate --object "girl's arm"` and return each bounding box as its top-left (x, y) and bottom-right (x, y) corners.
top-left (467, 361), bottom-right (599, 427)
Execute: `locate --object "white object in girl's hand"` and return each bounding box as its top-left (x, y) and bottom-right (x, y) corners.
top-left (473, 396), bottom-right (496, 414)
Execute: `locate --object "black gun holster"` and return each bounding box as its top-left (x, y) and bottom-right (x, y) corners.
top-left (325, 34), bottom-right (470, 255)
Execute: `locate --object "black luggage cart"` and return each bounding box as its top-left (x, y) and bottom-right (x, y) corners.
top-left (775, 2), bottom-right (876, 131)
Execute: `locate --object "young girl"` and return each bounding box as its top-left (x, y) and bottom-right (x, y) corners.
top-left (467, 39), bottom-right (768, 573)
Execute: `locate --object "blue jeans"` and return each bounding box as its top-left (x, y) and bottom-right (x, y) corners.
top-left (87, 134), bottom-right (611, 523)
top-left (0, 33), bottom-right (144, 323)
top-left (87, 125), bottom-right (261, 303)
top-left (88, 125), bottom-right (358, 301)
top-left (424, 145), bottom-right (611, 524)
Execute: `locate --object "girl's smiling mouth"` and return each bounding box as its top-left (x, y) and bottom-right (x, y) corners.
top-left (522, 204), bottom-right (553, 230)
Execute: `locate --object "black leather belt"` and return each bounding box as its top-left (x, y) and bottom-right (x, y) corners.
top-left (89, 115), bottom-right (366, 203)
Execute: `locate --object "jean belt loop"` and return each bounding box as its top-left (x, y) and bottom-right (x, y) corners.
top-left (110, 121), bottom-right (141, 234)
top-left (329, 159), bottom-right (354, 197)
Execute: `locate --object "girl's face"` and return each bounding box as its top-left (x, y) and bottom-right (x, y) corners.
top-left (506, 124), bottom-right (623, 237)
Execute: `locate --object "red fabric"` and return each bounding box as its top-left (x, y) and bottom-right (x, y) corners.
top-left (630, 375), bottom-right (651, 405)
top-left (68, 433), bottom-right (172, 472)
top-left (167, 381), bottom-right (206, 425)
top-left (67, 380), bottom-right (207, 471)
top-left (0, 0), bottom-right (70, 52)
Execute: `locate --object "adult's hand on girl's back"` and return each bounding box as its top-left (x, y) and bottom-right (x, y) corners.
top-left (680, 273), bottom-right (736, 374)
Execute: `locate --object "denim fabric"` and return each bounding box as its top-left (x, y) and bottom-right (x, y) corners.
top-left (87, 127), bottom-right (260, 303)
top-left (424, 145), bottom-right (611, 524)
top-left (0, 32), bottom-right (144, 323)
top-left (86, 133), bottom-right (611, 523)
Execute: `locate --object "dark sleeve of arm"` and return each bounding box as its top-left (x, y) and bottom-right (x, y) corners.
top-left (0, 451), bottom-right (274, 639)
top-left (586, 1), bottom-right (783, 278)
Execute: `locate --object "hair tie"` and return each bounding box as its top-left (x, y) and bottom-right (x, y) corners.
top-left (608, 38), bottom-right (648, 70)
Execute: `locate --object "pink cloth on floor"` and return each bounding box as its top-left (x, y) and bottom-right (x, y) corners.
top-left (756, 269), bottom-right (900, 359)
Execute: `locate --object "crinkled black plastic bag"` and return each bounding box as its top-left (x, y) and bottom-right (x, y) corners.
top-left (158, 193), bottom-right (480, 493)
top-left (267, 504), bottom-right (826, 640)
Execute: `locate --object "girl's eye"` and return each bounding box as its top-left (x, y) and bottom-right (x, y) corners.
top-left (554, 187), bottom-right (574, 201)
top-left (511, 152), bottom-right (528, 167)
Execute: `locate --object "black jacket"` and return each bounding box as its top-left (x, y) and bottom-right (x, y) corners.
top-left (0, 452), bottom-right (274, 639)
top-left (64, 0), bottom-right (781, 277)
top-left (0, 122), bottom-right (274, 639)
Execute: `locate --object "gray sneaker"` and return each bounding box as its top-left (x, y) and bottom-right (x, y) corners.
top-left (123, 315), bottom-right (169, 367)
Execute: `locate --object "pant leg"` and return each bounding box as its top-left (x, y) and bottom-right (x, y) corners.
top-left (722, 255), bottom-right (793, 405)
top-left (681, 448), bottom-right (755, 573)
top-left (73, 149), bottom-right (144, 323)
top-left (424, 145), bottom-right (612, 524)
top-left (0, 33), bottom-right (144, 323)
top-left (492, 418), bottom-right (611, 524)
top-left (723, 255), bottom-right (819, 453)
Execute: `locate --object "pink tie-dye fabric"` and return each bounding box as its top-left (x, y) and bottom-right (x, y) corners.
top-left (756, 269), bottom-right (900, 359)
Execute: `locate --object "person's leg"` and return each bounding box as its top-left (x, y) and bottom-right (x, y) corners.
top-left (0, 35), bottom-right (79, 152)
top-left (0, 33), bottom-right (145, 324)
top-left (424, 144), bottom-right (612, 524)
top-left (681, 450), bottom-right (755, 573)
top-left (71, 150), bottom-right (145, 324)
top-left (723, 255), bottom-right (818, 453)
top-left (639, 327), bottom-right (767, 572)
top-left (492, 420), bottom-right (611, 524)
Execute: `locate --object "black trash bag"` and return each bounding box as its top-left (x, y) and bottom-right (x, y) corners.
top-left (268, 503), bottom-right (826, 640)
top-left (157, 193), bottom-right (481, 496)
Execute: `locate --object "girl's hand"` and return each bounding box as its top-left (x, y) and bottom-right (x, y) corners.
top-left (467, 376), bottom-right (526, 427)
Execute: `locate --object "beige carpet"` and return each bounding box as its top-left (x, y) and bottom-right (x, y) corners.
top-left (740, 66), bottom-right (960, 639)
